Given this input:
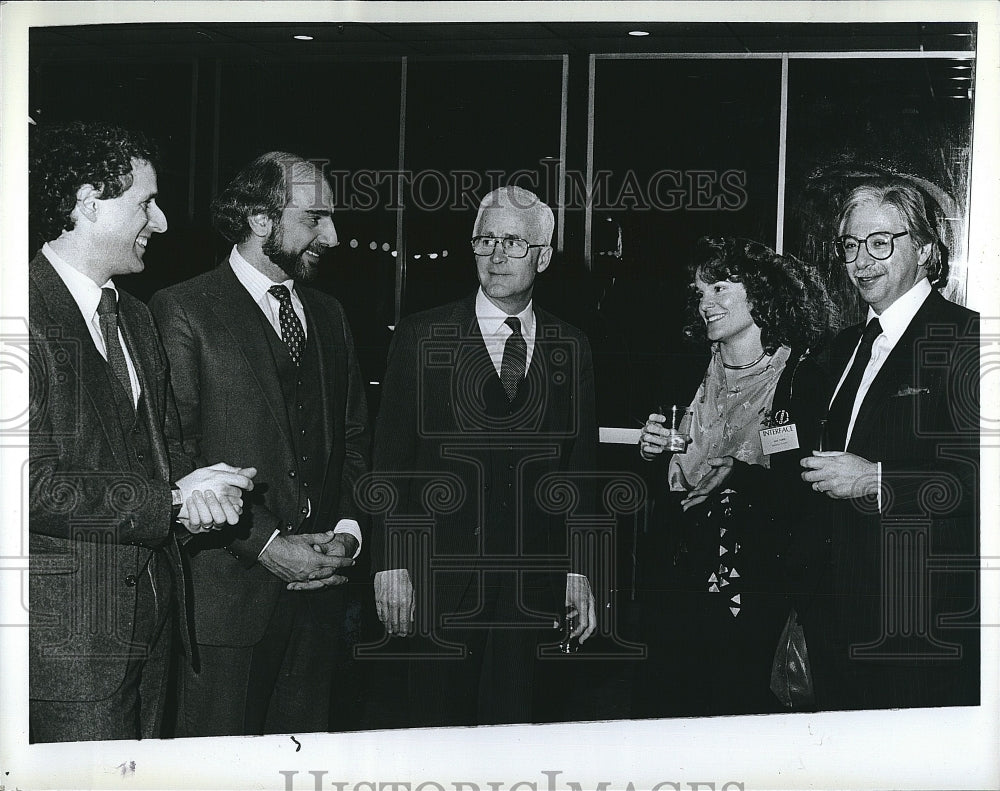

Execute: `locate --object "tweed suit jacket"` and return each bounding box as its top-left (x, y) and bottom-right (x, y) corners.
top-left (28, 251), bottom-right (194, 702)
top-left (149, 262), bottom-right (370, 647)
top-left (370, 293), bottom-right (598, 627)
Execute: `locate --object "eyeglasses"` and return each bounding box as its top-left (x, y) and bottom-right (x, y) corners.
top-left (470, 236), bottom-right (546, 259)
top-left (834, 231), bottom-right (909, 264)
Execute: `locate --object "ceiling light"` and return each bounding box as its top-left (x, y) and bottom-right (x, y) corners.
top-left (628, 30), bottom-right (649, 37)
top-left (293, 35), bottom-right (314, 41)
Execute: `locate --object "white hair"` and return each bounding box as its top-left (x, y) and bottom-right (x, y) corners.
top-left (474, 185), bottom-right (554, 245)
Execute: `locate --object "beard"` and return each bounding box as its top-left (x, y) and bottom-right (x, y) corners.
top-left (262, 225), bottom-right (320, 282)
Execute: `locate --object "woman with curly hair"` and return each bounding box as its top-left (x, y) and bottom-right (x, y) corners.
top-left (632, 236), bottom-right (835, 718)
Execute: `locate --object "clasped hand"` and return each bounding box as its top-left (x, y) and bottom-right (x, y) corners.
top-left (262, 531), bottom-right (357, 591)
top-left (800, 451), bottom-right (878, 499)
top-left (175, 462), bottom-right (257, 533)
top-left (680, 456), bottom-right (735, 511)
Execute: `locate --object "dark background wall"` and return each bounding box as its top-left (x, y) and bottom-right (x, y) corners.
top-left (28, 21), bottom-right (977, 425)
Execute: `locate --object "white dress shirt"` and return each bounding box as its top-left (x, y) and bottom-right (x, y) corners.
top-left (829, 277), bottom-right (932, 511)
top-left (228, 247), bottom-right (308, 339)
top-left (475, 287), bottom-right (536, 375)
top-left (228, 246), bottom-right (361, 558)
top-left (43, 243), bottom-right (141, 408)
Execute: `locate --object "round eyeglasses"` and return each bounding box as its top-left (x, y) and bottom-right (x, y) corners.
top-left (470, 236), bottom-right (546, 259)
top-left (834, 231), bottom-right (909, 264)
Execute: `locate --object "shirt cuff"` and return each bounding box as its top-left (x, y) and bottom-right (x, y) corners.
top-left (333, 519), bottom-right (362, 559)
top-left (258, 528), bottom-right (280, 560)
top-left (567, 572), bottom-right (587, 579)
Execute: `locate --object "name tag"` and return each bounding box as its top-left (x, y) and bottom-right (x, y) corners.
top-left (759, 423), bottom-right (800, 455)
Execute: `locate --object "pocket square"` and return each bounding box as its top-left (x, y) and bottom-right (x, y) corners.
top-left (891, 385), bottom-right (930, 397)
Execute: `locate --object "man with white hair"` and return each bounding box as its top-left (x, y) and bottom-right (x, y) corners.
top-left (370, 186), bottom-right (598, 726)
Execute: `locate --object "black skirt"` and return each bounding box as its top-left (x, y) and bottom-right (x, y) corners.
top-left (632, 490), bottom-right (791, 718)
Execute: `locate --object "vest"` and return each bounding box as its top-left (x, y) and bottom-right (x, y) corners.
top-left (259, 309), bottom-right (328, 530)
top-left (479, 351), bottom-right (546, 556)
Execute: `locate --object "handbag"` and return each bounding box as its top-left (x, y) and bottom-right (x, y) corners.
top-left (770, 607), bottom-right (815, 709)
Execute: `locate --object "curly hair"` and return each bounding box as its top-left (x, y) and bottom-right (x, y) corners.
top-left (683, 236), bottom-right (837, 354)
top-left (29, 121), bottom-right (159, 244)
top-left (836, 177), bottom-right (950, 288)
top-left (211, 151), bottom-right (308, 244)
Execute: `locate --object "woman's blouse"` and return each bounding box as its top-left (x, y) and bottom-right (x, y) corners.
top-left (668, 344), bottom-right (791, 492)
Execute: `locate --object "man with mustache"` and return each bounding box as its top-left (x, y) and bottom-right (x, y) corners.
top-left (150, 152), bottom-right (370, 735)
top-left (800, 176), bottom-right (980, 710)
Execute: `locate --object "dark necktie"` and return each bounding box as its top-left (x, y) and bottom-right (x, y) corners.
top-left (825, 317), bottom-right (883, 451)
top-left (268, 284), bottom-right (306, 366)
top-left (96, 287), bottom-right (135, 406)
top-left (499, 316), bottom-right (527, 402)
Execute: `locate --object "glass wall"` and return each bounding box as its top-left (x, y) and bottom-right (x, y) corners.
top-left (217, 60), bottom-right (404, 394)
top-left (401, 58), bottom-right (565, 316)
top-left (590, 57), bottom-right (783, 421)
top-left (783, 57), bottom-right (974, 326)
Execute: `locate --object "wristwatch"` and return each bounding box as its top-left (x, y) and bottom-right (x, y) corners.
top-left (170, 484), bottom-right (183, 518)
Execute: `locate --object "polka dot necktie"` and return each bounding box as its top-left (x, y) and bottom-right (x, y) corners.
top-left (268, 284), bottom-right (306, 366)
top-left (499, 316), bottom-right (526, 402)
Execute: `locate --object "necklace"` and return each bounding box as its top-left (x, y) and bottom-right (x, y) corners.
top-left (722, 350), bottom-right (768, 370)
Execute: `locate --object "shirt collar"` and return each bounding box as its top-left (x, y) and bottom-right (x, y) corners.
top-left (475, 287), bottom-right (534, 338)
top-left (866, 277), bottom-right (932, 346)
top-left (42, 242), bottom-right (118, 322)
top-left (228, 246), bottom-right (296, 302)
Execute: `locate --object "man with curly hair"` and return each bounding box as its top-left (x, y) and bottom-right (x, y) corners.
top-left (28, 121), bottom-right (256, 742)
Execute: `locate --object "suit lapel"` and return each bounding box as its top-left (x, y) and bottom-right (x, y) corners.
top-left (205, 264), bottom-right (295, 449)
top-left (849, 291), bottom-right (937, 450)
top-left (455, 297), bottom-right (507, 411)
top-left (117, 296), bottom-right (171, 481)
top-left (29, 254), bottom-right (130, 467)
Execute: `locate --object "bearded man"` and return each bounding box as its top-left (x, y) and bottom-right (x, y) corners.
top-left (149, 152), bottom-right (370, 735)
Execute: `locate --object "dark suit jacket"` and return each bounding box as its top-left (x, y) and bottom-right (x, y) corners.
top-left (369, 294), bottom-right (598, 625)
top-left (149, 262), bottom-right (369, 647)
top-left (811, 288), bottom-right (979, 708)
top-left (29, 251), bottom-right (193, 701)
